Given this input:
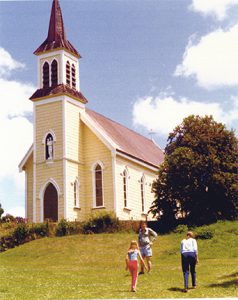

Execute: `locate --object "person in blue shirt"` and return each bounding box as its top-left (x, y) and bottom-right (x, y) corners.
top-left (180, 231), bottom-right (199, 292)
top-left (125, 240), bottom-right (147, 292)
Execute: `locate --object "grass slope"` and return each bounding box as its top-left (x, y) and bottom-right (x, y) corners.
top-left (0, 221), bottom-right (237, 299)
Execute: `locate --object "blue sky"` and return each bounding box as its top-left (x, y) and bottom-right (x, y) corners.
top-left (0, 0), bottom-right (238, 217)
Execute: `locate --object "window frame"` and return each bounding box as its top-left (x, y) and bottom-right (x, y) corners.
top-left (92, 161), bottom-right (104, 208)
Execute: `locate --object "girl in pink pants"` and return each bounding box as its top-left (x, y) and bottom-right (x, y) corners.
top-left (125, 240), bottom-right (147, 292)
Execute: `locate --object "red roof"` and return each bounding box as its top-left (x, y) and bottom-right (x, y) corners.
top-left (30, 84), bottom-right (88, 103)
top-left (86, 109), bottom-right (164, 168)
top-left (34, 0), bottom-right (80, 58)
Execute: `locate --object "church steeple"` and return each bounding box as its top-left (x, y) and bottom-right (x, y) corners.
top-left (34, 0), bottom-right (80, 58)
top-left (30, 0), bottom-right (87, 104)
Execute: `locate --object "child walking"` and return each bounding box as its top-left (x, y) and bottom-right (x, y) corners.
top-left (125, 240), bottom-right (147, 292)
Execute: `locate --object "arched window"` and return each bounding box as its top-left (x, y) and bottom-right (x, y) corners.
top-left (66, 61), bottom-right (71, 86)
top-left (74, 179), bottom-right (80, 208)
top-left (94, 163), bottom-right (103, 207)
top-left (43, 62), bottom-right (50, 88)
top-left (51, 59), bottom-right (58, 86)
top-left (123, 169), bottom-right (128, 208)
top-left (140, 175), bottom-right (145, 212)
top-left (45, 133), bottom-right (54, 160)
top-left (72, 64), bottom-right (76, 89)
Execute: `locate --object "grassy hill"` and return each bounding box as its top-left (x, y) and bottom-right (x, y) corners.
top-left (0, 221), bottom-right (237, 299)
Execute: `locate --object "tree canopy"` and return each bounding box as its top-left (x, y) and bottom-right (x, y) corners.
top-left (150, 115), bottom-right (238, 226)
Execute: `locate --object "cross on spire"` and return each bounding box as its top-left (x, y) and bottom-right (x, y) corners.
top-left (34, 0), bottom-right (80, 58)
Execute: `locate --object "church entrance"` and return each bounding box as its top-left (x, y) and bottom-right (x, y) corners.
top-left (43, 183), bottom-right (58, 222)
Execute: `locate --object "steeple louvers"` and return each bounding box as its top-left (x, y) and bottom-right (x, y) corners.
top-left (34, 0), bottom-right (80, 58)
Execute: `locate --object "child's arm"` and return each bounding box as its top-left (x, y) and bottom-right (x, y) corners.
top-left (125, 254), bottom-right (129, 270)
top-left (138, 250), bottom-right (148, 270)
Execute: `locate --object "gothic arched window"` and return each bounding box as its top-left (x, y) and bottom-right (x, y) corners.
top-left (43, 62), bottom-right (50, 88)
top-left (51, 59), bottom-right (58, 86)
top-left (66, 61), bottom-right (71, 86)
top-left (72, 64), bottom-right (76, 89)
top-left (45, 133), bottom-right (54, 160)
top-left (123, 169), bottom-right (128, 208)
top-left (140, 175), bottom-right (146, 212)
top-left (94, 163), bottom-right (103, 207)
top-left (74, 179), bottom-right (80, 208)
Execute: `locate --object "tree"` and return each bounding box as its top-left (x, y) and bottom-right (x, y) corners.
top-left (0, 203), bottom-right (4, 219)
top-left (150, 115), bottom-right (238, 226)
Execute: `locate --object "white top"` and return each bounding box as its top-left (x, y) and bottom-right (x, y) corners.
top-left (180, 238), bottom-right (198, 254)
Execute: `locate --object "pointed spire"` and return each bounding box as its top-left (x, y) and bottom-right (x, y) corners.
top-left (34, 0), bottom-right (80, 58)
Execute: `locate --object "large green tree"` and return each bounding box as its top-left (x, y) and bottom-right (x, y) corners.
top-left (150, 115), bottom-right (238, 225)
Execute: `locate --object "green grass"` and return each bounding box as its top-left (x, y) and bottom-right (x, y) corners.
top-left (0, 221), bottom-right (237, 299)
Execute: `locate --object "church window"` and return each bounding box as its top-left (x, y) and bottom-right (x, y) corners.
top-left (72, 64), bottom-right (76, 89)
top-left (43, 62), bottom-right (50, 88)
top-left (66, 61), bottom-right (71, 86)
top-left (123, 169), bottom-right (128, 208)
top-left (94, 164), bottom-right (103, 207)
top-left (140, 175), bottom-right (145, 213)
top-left (51, 59), bottom-right (58, 86)
top-left (74, 179), bottom-right (80, 208)
top-left (45, 133), bottom-right (54, 160)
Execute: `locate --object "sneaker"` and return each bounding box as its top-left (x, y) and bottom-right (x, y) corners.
top-left (131, 288), bottom-right (136, 292)
top-left (183, 288), bottom-right (188, 293)
top-left (138, 271), bottom-right (144, 275)
top-left (192, 286), bottom-right (196, 289)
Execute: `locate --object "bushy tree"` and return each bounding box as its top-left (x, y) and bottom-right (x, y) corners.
top-left (0, 203), bottom-right (4, 219)
top-left (150, 115), bottom-right (238, 226)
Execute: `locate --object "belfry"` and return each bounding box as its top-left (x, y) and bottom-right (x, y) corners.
top-left (19, 0), bottom-right (164, 222)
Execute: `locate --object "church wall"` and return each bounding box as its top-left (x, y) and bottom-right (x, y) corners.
top-left (115, 156), bottom-right (157, 221)
top-left (82, 123), bottom-right (114, 217)
top-left (24, 154), bottom-right (33, 222)
top-left (35, 100), bottom-right (64, 222)
top-left (64, 101), bottom-right (85, 221)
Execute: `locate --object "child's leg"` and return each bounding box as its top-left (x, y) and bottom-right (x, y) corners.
top-left (129, 261), bottom-right (138, 291)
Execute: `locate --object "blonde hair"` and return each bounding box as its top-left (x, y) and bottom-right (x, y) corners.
top-left (187, 231), bottom-right (194, 238)
top-left (129, 240), bottom-right (139, 250)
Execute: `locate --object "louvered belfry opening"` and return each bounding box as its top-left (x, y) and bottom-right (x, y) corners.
top-left (44, 183), bottom-right (58, 222)
top-left (51, 59), bottom-right (58, 86)
top-left (66, 61), bottom-right (71, 86)
top-left (43, 62), bottom-right (50, 88)
top-left (72, 64), bottom-right (76, 89)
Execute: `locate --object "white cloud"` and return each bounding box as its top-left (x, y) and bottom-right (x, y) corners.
top-left (0, 47), bottom-right (25, 78)
top-left (190, 0), bottom-right (238, 21)
top-left (175, 24), bottom-right (238, 89)
top-left (0, 47), bottom-right (34, 194)
top-left (132, 95), bottom-right (238, 136)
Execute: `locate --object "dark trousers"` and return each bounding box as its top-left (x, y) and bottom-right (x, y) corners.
top-left (181, 252), bottom-right (196, 288)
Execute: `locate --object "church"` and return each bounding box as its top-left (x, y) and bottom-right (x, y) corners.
top-left (19, 0), bottom-right (164, 223)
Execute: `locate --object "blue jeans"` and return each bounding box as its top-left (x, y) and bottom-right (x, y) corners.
top-left (181, 252), bottom-right (196, 288)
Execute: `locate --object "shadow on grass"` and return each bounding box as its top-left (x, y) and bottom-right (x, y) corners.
top-left (209, 279), bottom-right (238, 288)
top-left (168, 287), bottom-right (184, 293)
top-left (220, 271), bottom-right (238, 279)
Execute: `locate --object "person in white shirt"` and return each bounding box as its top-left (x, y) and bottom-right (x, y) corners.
top-left (180, 231), bottom-right (199, 292)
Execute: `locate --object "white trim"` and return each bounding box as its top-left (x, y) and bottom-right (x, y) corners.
top-left (63, 99), bottom-right (68, 219)
top-left (42, 130), bottom-right (57, 144)
top-left (39, 178), bottom-right (61, 222)
top-left (112, 153), bottom-right (118, 217)
top-left (34, 95), bottom-right (85, 109)
top-left (18, 144), bottom-right (33, 172)
top-left (92, 161), bottom-right (105, 208)
top-left (25, 172), bottom-right (27, 219)
top-left (33, 103), bottom-right (36, 222)
top-left (116, 151), bottom-right (159, 172)
top-left (81, 112), bottom-right (118, 152)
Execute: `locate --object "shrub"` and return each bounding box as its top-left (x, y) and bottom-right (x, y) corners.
top-left (32, 223), bottom-right (49, 237)
top-left (56, 219), bottom-right (70, 236)
top-left (82, 212), bottom-right (119, 234)
top-left (13, 223), bottom-right (30, 244)
top-left (173, 224), bottom-right (188, 234)
top-left (195, 227), bottom-right (214, 239)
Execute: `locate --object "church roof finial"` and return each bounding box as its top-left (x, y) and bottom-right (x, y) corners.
top-left (34, 0), bottom-right (80, 58)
